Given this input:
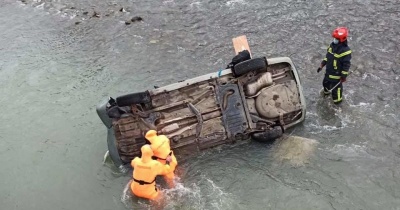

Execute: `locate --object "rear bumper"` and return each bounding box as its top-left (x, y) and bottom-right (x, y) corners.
top-left (96, 98), bottom-right (124, 168)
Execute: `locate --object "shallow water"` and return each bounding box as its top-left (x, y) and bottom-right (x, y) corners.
top-left (1, 0), bottom-right (399, 209)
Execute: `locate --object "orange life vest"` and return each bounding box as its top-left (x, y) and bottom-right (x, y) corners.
top-left (130, 145), bottom-right (171, 200)
top-left (145, 130), bottom-right (178, 179)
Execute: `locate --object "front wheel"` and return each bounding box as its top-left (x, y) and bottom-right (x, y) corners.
top-left (116, 91), bottom-right (151, 107)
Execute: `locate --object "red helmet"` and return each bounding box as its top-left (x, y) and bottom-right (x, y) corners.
top-left (332, 27), bottom-right (348, 42)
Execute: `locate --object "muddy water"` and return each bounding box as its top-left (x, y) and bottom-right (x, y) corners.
top-left (1, 0), bottom-right (399, 209)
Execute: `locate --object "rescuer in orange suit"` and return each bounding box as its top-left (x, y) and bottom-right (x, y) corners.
top-left (130, 144), bottom-right (171, 200)
top-left (145, 130), bottom-right (178, 180)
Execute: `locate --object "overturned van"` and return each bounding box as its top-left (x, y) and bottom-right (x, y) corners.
top-left (96, 38), bottom-right (306, 168)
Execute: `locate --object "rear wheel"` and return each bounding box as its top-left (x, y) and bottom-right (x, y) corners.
top-left (251, 126), bottom-right (283, 142)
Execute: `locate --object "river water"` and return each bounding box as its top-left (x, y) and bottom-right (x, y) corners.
top-left (1, 0), bottom-right (399, 209)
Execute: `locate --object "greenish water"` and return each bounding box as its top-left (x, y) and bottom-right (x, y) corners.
top-left (1, 0), bottom-right (399, 209)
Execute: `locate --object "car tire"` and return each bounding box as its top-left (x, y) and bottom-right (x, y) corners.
top-left (251, 126), bottom-right (283, 142)
top-left (233, 57), bottom-right (268, 77)
top-left (116, 91), bottom-right (151, 107)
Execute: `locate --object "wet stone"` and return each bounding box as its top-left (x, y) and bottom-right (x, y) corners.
top-left (92, 11), bottom-right (100, 18)
top-left (125, 16), bottom-right (143, 25)
top-left (131, 16), bottom-right (143, 22)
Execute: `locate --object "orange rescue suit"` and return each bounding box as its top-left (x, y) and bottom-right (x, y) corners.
top-left (130, 144), bottom-right (171, 200)
top-left (145, 130), bottom-right (178, 179)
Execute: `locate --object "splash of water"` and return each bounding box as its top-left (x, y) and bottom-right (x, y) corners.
top-left (121, 175), bottom-right (233, 210)
top-left (327, 143), bottom-right (371, 159)
top-left (121, 181), bottom-right (153, 210)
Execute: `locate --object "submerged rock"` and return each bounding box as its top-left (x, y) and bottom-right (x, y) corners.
top-left (92, 11), bottom-right (100, 18)
top-left (124, 16), bottom-right (143, 25)
top-left (131, 16), bottom-right (143, 22)
top-left (273, 135), bottom-right (319, 167)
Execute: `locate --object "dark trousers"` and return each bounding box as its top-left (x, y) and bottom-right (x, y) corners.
top-left (323, 78), bottom-right (343, 104)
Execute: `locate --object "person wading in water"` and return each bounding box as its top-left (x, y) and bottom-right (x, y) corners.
top-left (130, 144), bottom-right (172, 200)
top-left (145, 130), bottom-right (178, 187)
top-left (317, 27), bottom-right (352, 104)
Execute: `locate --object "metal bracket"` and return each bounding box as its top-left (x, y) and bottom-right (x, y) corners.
top-left (279, 113), bottom-right (285, 126)
top-left (131, 105), bottom-right (149, 118)
top-left (250, 113), bottom-right (276, 125)
top-left (187, 102), bottom-right (203, 138)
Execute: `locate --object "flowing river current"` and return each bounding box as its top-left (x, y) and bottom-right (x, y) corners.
top-left (1, 0), bottom-right (399, 209)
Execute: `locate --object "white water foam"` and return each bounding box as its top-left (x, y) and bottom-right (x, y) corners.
top-left (226, 0), bottom-right (248, 7)
top-left (361, 72), bottom-right (387, 85)
top-left (162, 175), bottom-right (233, 210)
top-left (18, 1), bottom-right (84, 22)
top-left (311, 123), bottom-right (341, 131)
top-left (121, 175), bottom-right (233, 210)
top-left (121, 181), bottom-right (133, 206)
top-left (305, 110), bottom-right (354, 134)
top-left (35, 2), bottom-right (44, 9)
top-left (325, 143), bottom-right (375, 160)
top-left (349, 102), bottom-right (376, 113)
top-left (349, 102), bottom-right (375, 107)
top-left (163, 0), bottom-right (175, 5)
top-left (190, 1), bottom-right (202, 9)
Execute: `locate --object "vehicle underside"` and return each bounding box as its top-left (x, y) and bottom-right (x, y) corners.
top-left (96, 56), bottom-right (306, 167)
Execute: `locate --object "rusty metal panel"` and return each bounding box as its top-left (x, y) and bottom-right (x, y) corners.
top-left (121, 129), bottom-right (142, 138)
top-left (118, 116), bottom-right (136, 124)
top-left (118, 123), bottom-right (137, 132)
top-left (198, 132), bottom-right (228, 150)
